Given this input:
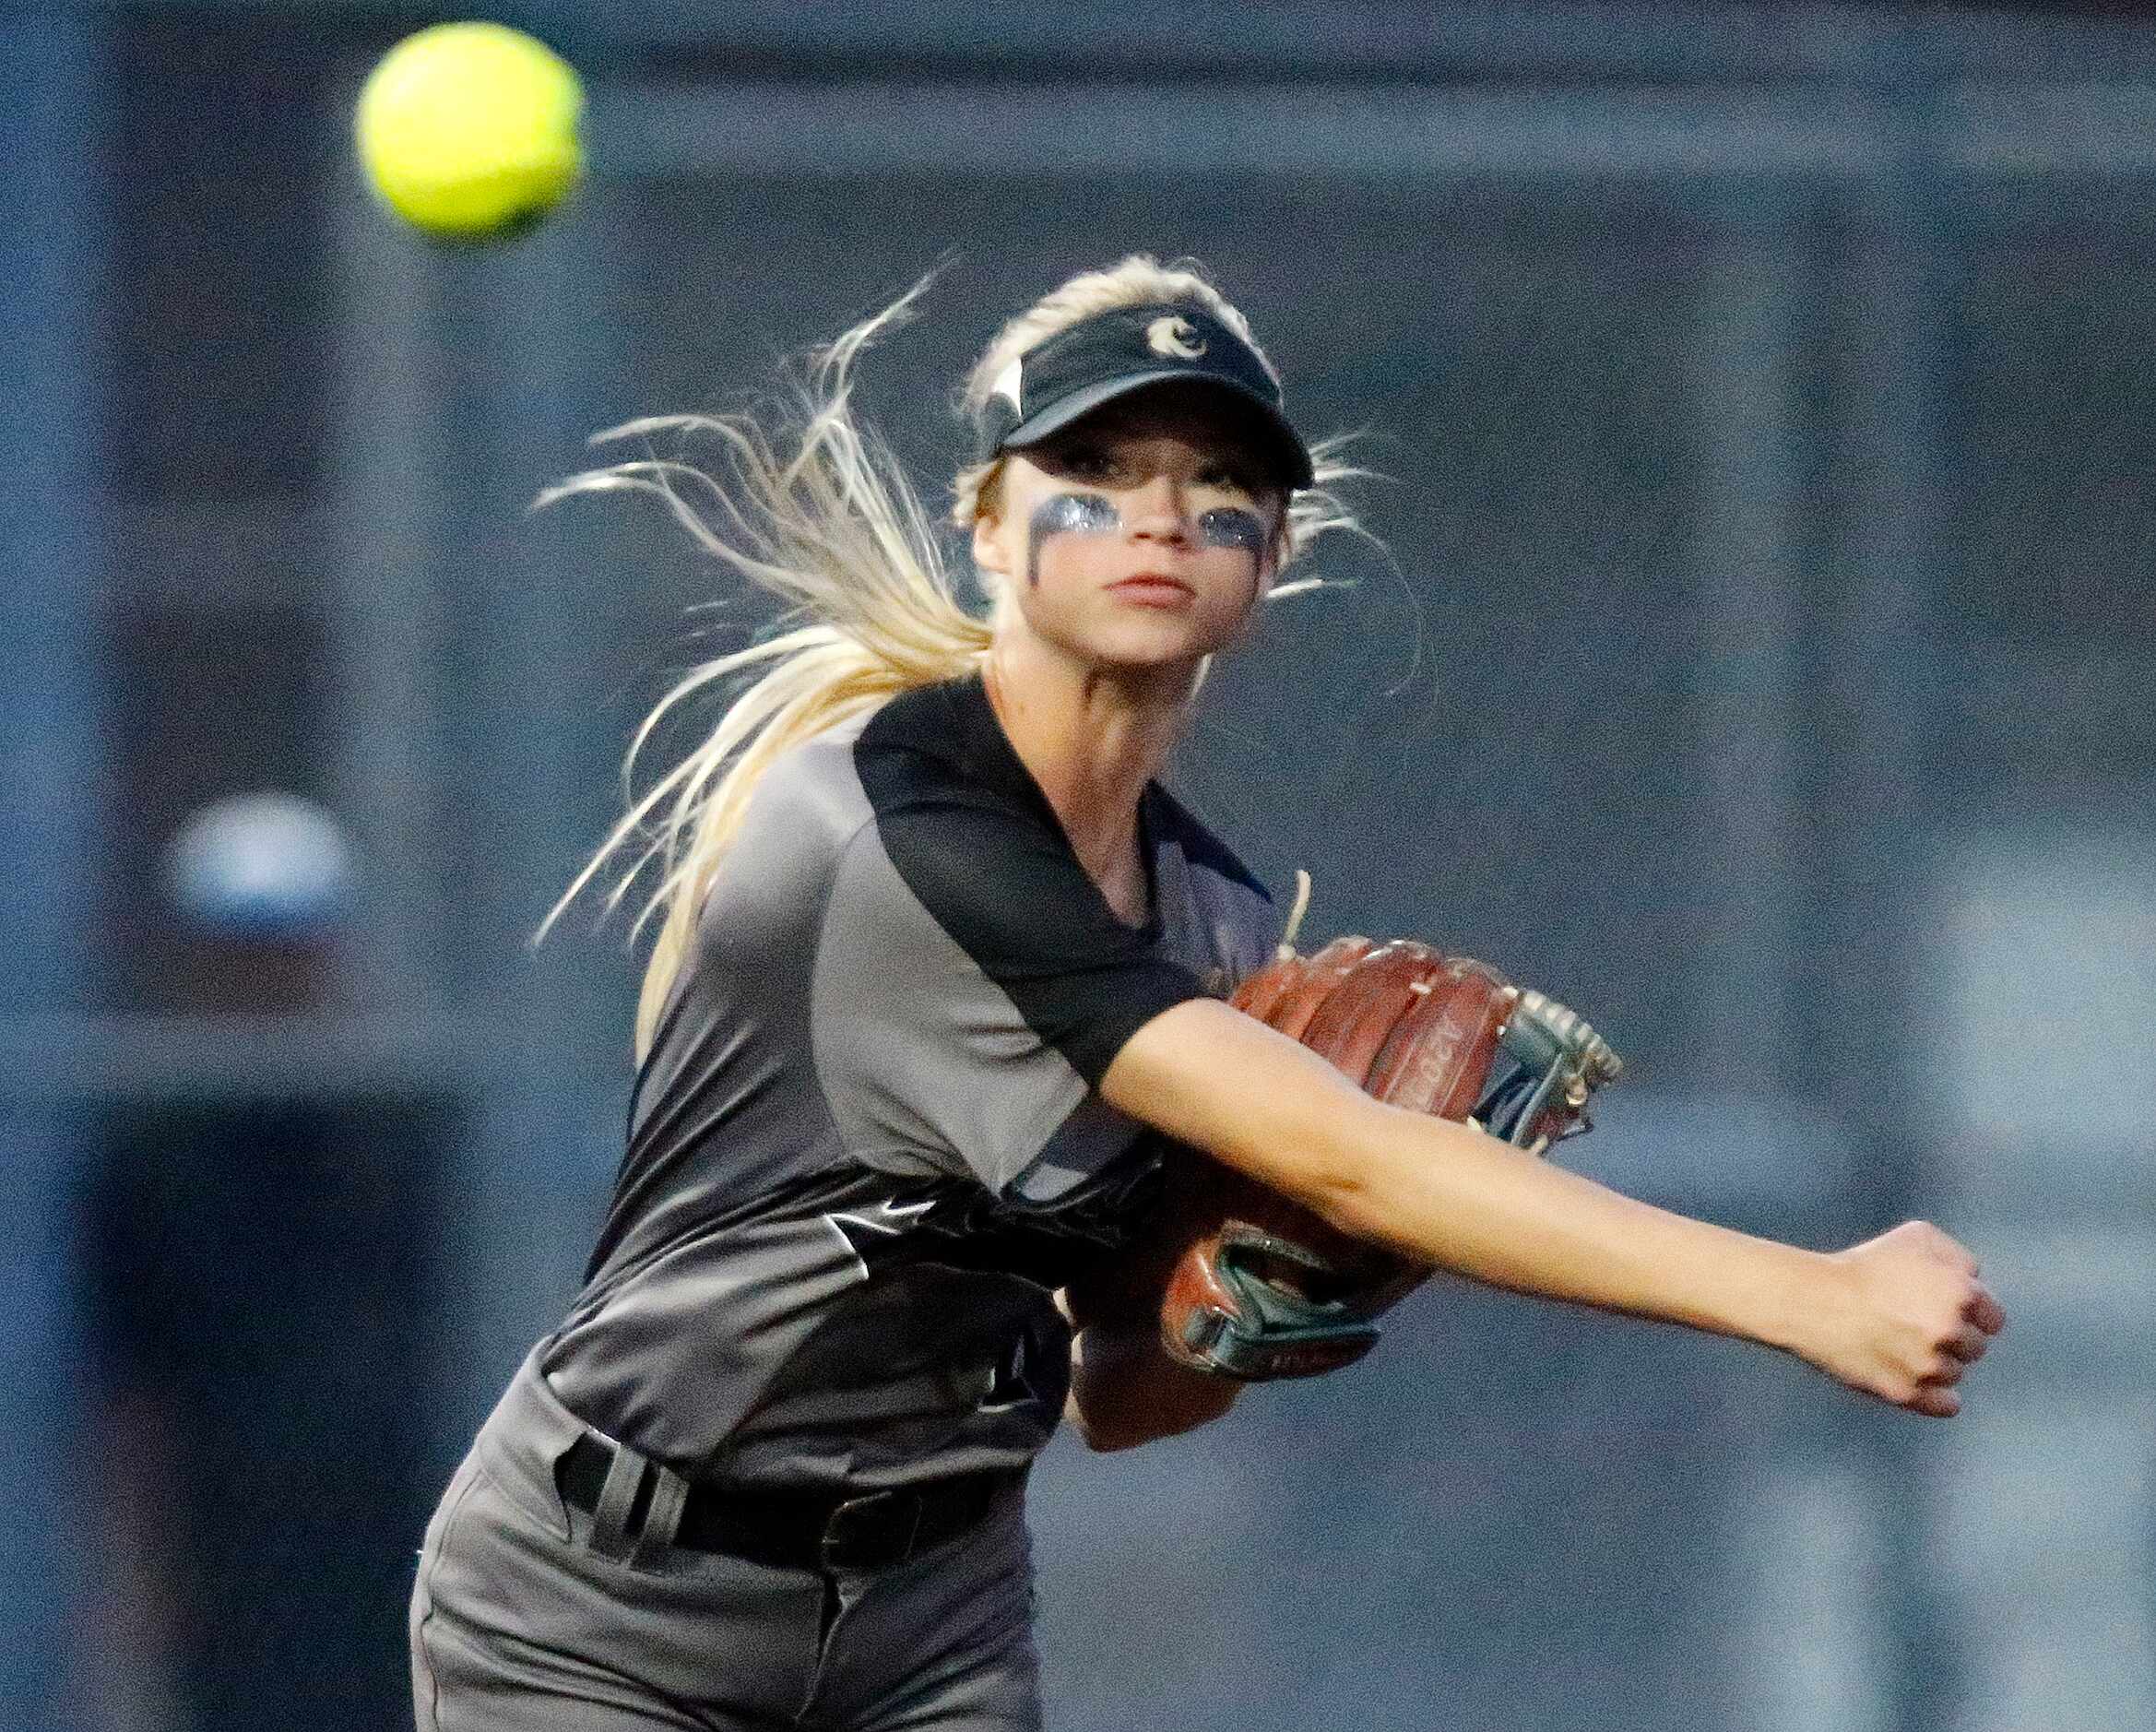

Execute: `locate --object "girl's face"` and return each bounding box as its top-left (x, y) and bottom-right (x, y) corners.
top-left (972, 384), bottom-right (1289, 674)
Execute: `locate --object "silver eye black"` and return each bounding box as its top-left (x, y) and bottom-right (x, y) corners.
top-left (1197, 507), bottom-right (1267, 552)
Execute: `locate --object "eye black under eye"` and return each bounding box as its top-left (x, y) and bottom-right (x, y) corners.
top-left (1197, 507), bottom-right (1268, 552)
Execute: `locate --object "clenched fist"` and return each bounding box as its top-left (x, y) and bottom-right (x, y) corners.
top-left (1799, 1221), bottom-right (2007, 1417)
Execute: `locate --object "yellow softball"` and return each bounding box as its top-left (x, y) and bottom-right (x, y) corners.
top-left (354, 21), bottom-right (584, 240)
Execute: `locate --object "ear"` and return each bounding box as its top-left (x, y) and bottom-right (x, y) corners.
top-left (972, 506), bottom-right (1013, 580)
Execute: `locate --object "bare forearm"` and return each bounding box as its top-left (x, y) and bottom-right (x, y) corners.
top-left (1315, 1105), bottom-right (1818, 1350)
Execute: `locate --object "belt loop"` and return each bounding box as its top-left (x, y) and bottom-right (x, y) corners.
top-left (629, 1463), bottom-right (692, 1572)
top-left (586, 1438), bottom-right (651, 1563)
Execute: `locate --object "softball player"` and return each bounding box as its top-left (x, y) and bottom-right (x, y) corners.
top-left (409, 256), bottom-right (2002, 1731)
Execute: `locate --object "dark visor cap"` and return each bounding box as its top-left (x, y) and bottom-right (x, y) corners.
top-left (972, 302), bottom-right (1315, 492)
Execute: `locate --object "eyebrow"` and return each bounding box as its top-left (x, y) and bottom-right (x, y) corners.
top-left (1041, 421), bottom-right (1272, 468)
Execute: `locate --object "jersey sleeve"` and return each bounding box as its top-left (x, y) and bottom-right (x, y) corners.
top-left (809, 795), bottom-right (1206, 1203)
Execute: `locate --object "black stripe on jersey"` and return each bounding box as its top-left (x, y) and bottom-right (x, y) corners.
top-left (1143, 781), bottom-right (1272, 904)
top-left (856, 676), bottom-right (1213, 1087)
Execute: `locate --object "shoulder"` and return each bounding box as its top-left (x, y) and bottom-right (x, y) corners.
top-left (846, 674), bottom-right (1101, 942)
top-left (830, 780), bottom-right (1108, 979)
top-left (689, 714), bottom-right (883, 956)
top-left (740, 716), bottom-right (877, 829)
top-left (852, 672), bottom-right (1054, 829)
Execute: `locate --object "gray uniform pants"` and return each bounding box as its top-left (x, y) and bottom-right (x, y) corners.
top-left (409, 1348), bottom-right (1042, 1730)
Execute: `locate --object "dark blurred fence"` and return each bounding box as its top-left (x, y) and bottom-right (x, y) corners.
top-left (5, 5), bottom-right (2153, 1729)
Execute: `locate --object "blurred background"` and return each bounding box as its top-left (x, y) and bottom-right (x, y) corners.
top-left (6, 1), bottom-right (2152, 1727)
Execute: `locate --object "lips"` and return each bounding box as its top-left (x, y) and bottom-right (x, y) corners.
top-left (1108, 575), bottom-right (1194, 604)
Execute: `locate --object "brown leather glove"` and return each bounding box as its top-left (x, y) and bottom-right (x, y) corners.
top-left (1156, 937), bottom-right (1622, 1381)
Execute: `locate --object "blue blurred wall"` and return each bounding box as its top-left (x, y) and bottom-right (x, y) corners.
top-left (8, 5), bottom-right (2153, 1729)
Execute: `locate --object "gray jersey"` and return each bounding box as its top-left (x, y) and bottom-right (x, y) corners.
top-left (540, 673), bottom-right (1279, 1493)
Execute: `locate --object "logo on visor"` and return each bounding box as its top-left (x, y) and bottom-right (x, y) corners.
top-left (1146, 315), bottom-right (1207, 360)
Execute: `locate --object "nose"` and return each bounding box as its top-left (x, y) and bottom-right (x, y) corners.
top-left (1123, 472), bottom-right (1191, 542)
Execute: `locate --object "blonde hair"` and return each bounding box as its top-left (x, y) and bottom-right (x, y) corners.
top-left (539, 255), bottom-right (1368, 1060)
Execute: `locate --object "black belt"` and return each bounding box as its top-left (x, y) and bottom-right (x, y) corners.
top-left (556, 1433), bottom-right (1018, 1572)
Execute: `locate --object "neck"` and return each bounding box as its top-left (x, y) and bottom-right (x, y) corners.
top-left (981, 633), bottom-right (1198, 908)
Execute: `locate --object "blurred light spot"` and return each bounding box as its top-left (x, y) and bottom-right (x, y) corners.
top-left (165, 791), bottom-right (355, 937)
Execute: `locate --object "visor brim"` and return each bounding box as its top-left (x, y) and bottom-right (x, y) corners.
top-left (997, 369), bottom-right (1315, 492)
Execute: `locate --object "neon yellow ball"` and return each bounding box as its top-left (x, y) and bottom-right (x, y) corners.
top-left (354, 21), bottom-right (584, 239)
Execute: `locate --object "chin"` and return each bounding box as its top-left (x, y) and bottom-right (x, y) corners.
top-left (1074, 636), bottom-right (1220, 680)
top-left (1074, 614), bottom-right (1242, 670)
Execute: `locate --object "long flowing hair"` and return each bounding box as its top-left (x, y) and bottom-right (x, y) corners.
top-left (538, 256), bottom-right (1368, 1060)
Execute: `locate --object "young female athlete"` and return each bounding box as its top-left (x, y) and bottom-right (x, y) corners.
top-left (407, 256), bottom-right (2005, 1731)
